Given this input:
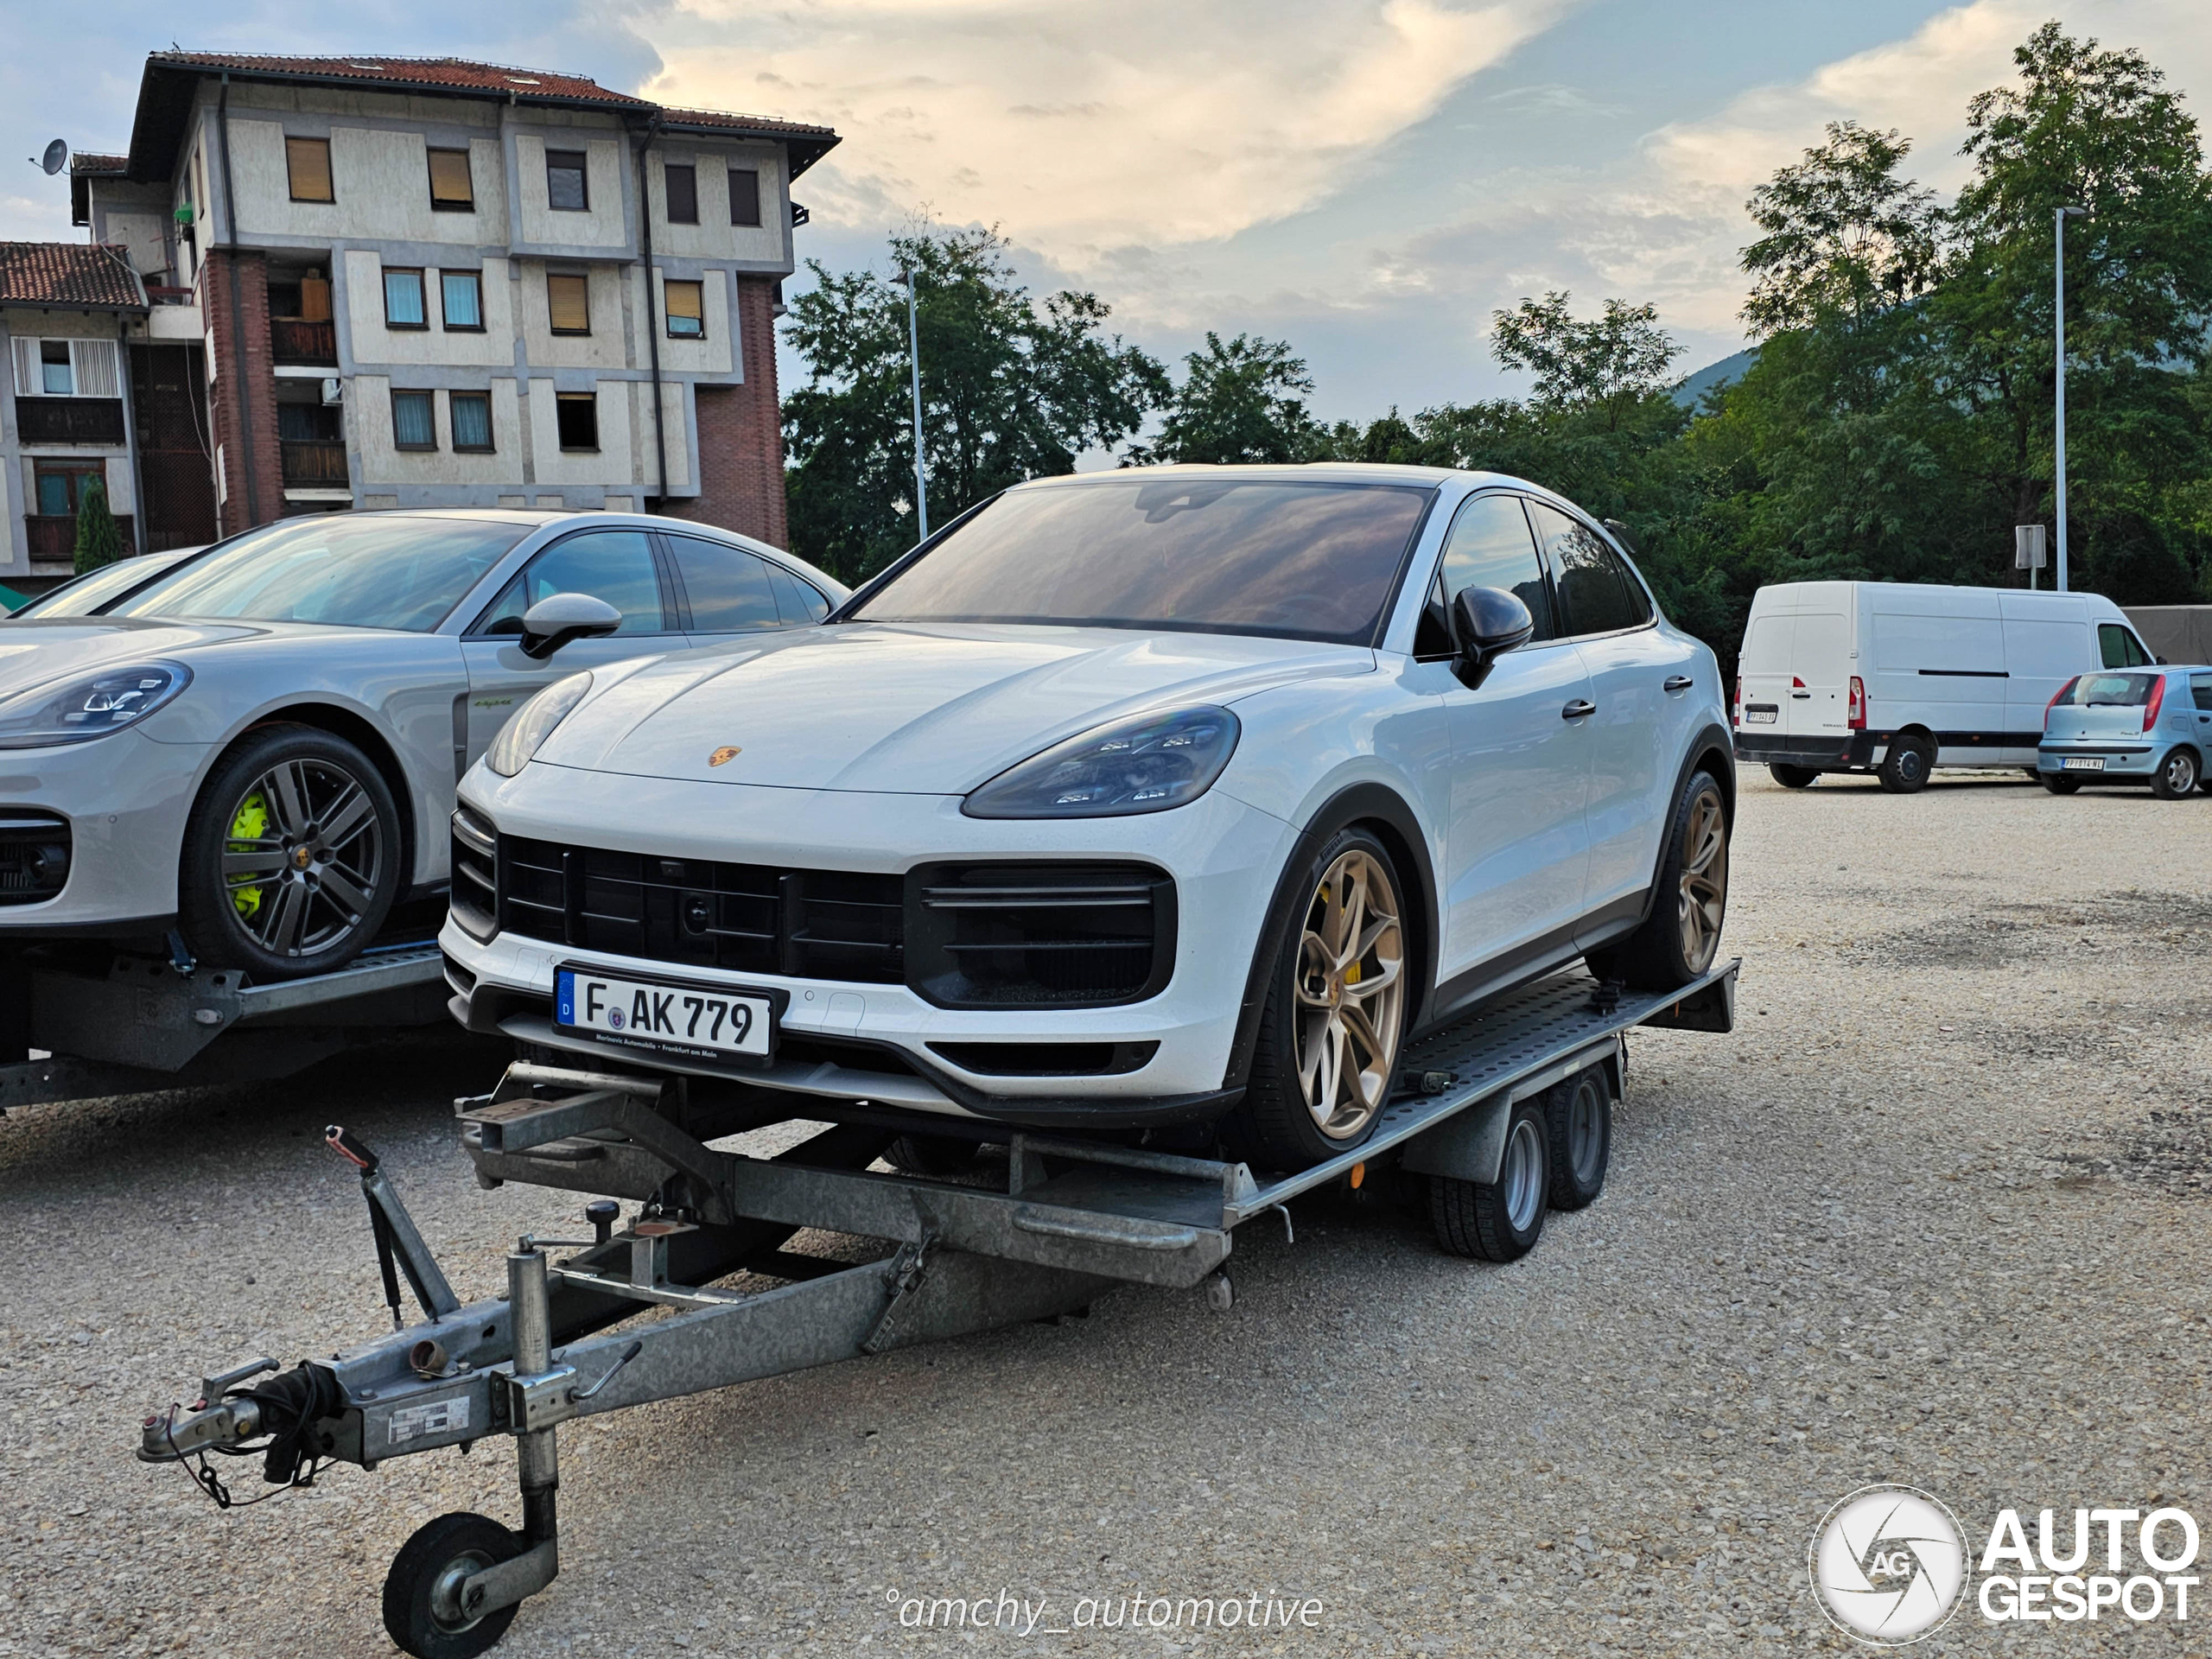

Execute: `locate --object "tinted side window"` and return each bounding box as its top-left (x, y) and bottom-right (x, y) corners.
top-left (766, 564), bottom-right (831, 625)
top-left (1531, 504), bottom-right (1643, 636)
top-left (1438, 493), bottom-right (1553, 641)
top-left (479, 530), bottom-right (666, 634)
top-left (2098, 623), bottom-right (2152, 669)
top-left (668, 537), bottom-right (781, 632)
top-left (2192, 673), bottom-right (2212, 712)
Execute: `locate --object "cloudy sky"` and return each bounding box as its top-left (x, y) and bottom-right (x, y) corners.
top-left (3, 0), bottom-right (2207, 420)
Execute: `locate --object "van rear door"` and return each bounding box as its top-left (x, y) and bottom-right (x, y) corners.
top-left (1737, 606), bottom-right (1794, 732)
top-left (1783, 609), bottom-right (1851, 739)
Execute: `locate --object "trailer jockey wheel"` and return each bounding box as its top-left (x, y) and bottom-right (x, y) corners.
top-left (384, 1512), bottom-right (524, 1659)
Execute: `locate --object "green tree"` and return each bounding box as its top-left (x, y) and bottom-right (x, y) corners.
top-left (1489, 293), bottom-right (1683, 430)
top-left (1741, 121), bottom-right (1942, 336)
top-left (782, 226), bottom-right (1166, 582)
top-left (1135, 332), bottom-right (1325, 464)
top-left (71, 476), bottom-right (124, 575)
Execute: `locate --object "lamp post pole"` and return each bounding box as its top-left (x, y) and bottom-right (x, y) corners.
top-left (902, 270), bottom-right (929, 542)
top-left (2054, 206), bottom-right (2089, 594)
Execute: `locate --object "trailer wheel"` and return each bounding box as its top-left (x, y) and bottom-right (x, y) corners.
top-left (1767, 763), bottom-right (1820, 789)
top-left (1427, 1099), bottom-right (1548, 1262)
top-left (383, 1511), bottom-right (524, 1659)
top-left (1545, 1068), bottom-right (1611, 1211)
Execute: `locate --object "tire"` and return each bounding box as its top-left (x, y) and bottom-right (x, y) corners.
top-left (1224, 827), bottom-right (1411, 1172)
top-left (884, 1134), bottom-right (976, 1177)
top-left (1767, 764), bottom-right (1820, 789)
top-left (178, 724), bottom-right (402, 978)
top-left (1877, 734), bottom-right (1934, 794)
top-left (1545, 1066), bottom-right (1611, 1211)
top-left (382, 1511), bottom-right (524, 1659)
top-left (1428, 1098), bottom-right (1548, 1262)
top-left (1583, 771), bottom-right (1729, 992)
top-left (2039, 773), bottom-right (2082, 796)
top-left (2151, 747), bottom-right (2199, 800)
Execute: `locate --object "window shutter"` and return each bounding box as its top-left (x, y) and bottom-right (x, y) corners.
top-left (72, 339), bottom-right (120, 399)
top-left (9, 337), bottom-right (36, 396)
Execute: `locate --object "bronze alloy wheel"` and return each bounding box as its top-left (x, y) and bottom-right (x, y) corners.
top-left (1677, 785), bottom-right (1728, 974)
top-left (1292, 847), bottom-right (1408, 1142)
top-left (220, 755), bottom-right (386, 959)
top-left (1681, 787), bottom-right (1734, 973)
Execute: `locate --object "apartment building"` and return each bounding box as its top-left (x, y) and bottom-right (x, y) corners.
top-left (32, 50), bottom-right (837, 578)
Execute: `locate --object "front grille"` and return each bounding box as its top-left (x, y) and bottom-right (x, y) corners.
top-left (0, 811), bottom-right (70, 905)
top-left (907, 863), bottom-right (1174, 1008)
top-left (449, 809), bottom-right (497, 941)
top-left (495, 835), bottom-right (904, 983)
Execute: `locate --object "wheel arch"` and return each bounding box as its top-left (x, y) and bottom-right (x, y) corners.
top-left (197, 703), bottom-right (421, 898)
top-left (1218, 780), bottom-right (1440, 1093)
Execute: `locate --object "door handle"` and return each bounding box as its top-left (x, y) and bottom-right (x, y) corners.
top-left (1662, 676), bottom-right (1694, 692)
top-left (1561, 699), bottom-right (1596, 720)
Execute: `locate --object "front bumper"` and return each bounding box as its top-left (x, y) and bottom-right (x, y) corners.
top-left (0, 729), bottom-right (207, 933)
top-left (441, 765), bottom-right (1298, 1127)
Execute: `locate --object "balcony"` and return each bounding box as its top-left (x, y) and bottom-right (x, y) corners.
top-left (270, 318), bottom-right (337, 366)
top-left (15, 398), bottom-right (125, 447)
top-left (280, 439), bottom-right (349, 487)
top-left (26, 514), bottom-right (135, 561)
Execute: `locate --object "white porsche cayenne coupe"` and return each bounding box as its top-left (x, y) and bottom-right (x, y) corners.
top-left (442, 465), bottom-right (1734, 1170)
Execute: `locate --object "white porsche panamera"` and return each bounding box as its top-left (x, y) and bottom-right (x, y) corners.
top-left (442, 465), bottom-right (1735, 1170)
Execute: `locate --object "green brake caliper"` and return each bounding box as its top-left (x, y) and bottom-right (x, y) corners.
top-left (228, 791), bottom-right (271, 919)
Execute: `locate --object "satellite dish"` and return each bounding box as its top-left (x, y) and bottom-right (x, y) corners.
top-left (37, 139), bottom-right (67, 175)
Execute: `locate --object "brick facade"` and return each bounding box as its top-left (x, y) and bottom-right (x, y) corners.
top-left (664, 276), bottom-right (788, 550)
top-left (199, 248), bottom-right (283, 533)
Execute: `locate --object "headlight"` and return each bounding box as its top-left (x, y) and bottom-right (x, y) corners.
top-left (486, 671), bottom-right (593, 777)
top-left (963, 706), bottom-right (1241, 818)
top-left (0, 661), bottom-right (191, 748)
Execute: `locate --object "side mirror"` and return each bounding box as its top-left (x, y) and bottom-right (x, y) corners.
top-left (519, 592), bottom-right (622, 660)
top-left (1450, 586), bottom-right (1535, 688)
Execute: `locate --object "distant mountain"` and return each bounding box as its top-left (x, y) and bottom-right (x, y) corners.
top-left (1672, 348), bottom-right (1758, 409)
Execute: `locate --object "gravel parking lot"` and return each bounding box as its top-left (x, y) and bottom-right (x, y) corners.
top-left (3, 766), bottom-right (2207, 1658)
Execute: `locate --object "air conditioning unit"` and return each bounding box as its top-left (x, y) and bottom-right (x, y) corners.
top-left (321, 377), bottom-right (344, 406)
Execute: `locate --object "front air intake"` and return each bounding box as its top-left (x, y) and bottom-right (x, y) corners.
top-left (906, 862), bottom-right (1175, 1009)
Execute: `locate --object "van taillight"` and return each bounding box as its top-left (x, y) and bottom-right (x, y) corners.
top-left (2046, 677), bottom-right (2078, 720)
top-left (1731, 677), bottom-right (1741, 728)
top-left (2142, 675), bottom-right (2166, 733)
top-left (1847, 676), bottom-right (1866, 730)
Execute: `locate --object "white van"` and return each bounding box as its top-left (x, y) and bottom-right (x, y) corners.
top-left (1732, 582), bottom-right (2159, 791)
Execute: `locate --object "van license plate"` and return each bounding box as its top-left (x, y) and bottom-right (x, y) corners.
top-left (1744, 705), bottom-right (1778, 724)
top-left (2061, 756), bottom-right (2104, 772)
top-left (556, 967), bottom-right (775, 1060)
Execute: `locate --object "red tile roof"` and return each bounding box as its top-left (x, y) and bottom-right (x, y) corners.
top-left (0, 243), bottom-right (147, 310)
top-left (69, 152), bottom-right (128, 176)
top-left (659, 106), bottom-right (838, 142)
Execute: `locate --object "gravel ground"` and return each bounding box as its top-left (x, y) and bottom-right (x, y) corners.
top-left (3, 766), bottom-right (2209, 1658)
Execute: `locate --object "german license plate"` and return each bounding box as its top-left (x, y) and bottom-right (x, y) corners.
top-left (555, 966), bottom-right (775, 1060)
top-left (1745, 705), bottom-right (1778, 724)
top-left (2062, 756), bottom-right (2105, 772)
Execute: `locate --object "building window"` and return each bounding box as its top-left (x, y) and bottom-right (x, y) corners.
top-left (442, 270), bottom-right (484, 331)
top-left (34, 463), bottom-right (104, 517)
top-left (728, 167), bottom-right (761, 227)
top-left (546, 273), bottom-right (590, 335)
top-left (391, 390), bottom-right (437, 451)
top-left (555, 391), bottom-right (598, 451)
top-left (39, 340), bottom-right (73, 395)
top-left (286, 137), bottom-right (334, 203)
top-left (385, 268), bottom-right (428, 329)
top-left (428, 147), bottom-right (474, 211)
top-left (450, 391), bottom-right (493, 452)
top-left (664, 162), bottom-right (698, 225)
top-left (546, 149), bottom-right (588, 212)
top-left (664, 279), bottom-right (704, 339)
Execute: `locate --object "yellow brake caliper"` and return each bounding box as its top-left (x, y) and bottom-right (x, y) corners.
top-left (228, 791), bottom-right (270, 919)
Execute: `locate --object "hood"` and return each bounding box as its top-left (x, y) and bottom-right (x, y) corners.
top-left (0, 616), bottom-right (276, 690)
top-left (535, 622), bottom-right (1374, 792)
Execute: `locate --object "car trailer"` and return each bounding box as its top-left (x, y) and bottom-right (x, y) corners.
top-left (136, 957), bottom-right (1737, 1658)
top-left (0, 939), bottom-right (455, 1112)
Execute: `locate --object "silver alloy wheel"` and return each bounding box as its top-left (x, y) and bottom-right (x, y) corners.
top-left (219, 756), bottom-right (385, 958)
top-left (1500, 1116), bottom-right (1544, 1232)
top-left (1677, 790), bottom-right (1728, 973)
top-left (1565, 1075), bottom-right (1605, 1185)
top-left (1292, 847), bottom-right (1407, 1141)
top-left (2163, 750), bottom-right (2197, 794)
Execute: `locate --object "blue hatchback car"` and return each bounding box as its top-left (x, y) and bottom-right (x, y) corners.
top-left (2039, 666), bottom-right (2212, 798)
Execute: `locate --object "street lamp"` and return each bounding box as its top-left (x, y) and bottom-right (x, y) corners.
top-left (2054, 205), bottom-right (2090, 593)
top-left (899, 269), bottom-right (929, 542)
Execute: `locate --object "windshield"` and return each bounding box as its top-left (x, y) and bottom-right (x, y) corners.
top-left (2056, 672), bottom-right (2159, 708)
top-left (111, 516), bottom-right (528, 632)
top-left (849, 477), bottom-right (1435, 645)
top-left (10, 550), bottom-right (195, 618)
